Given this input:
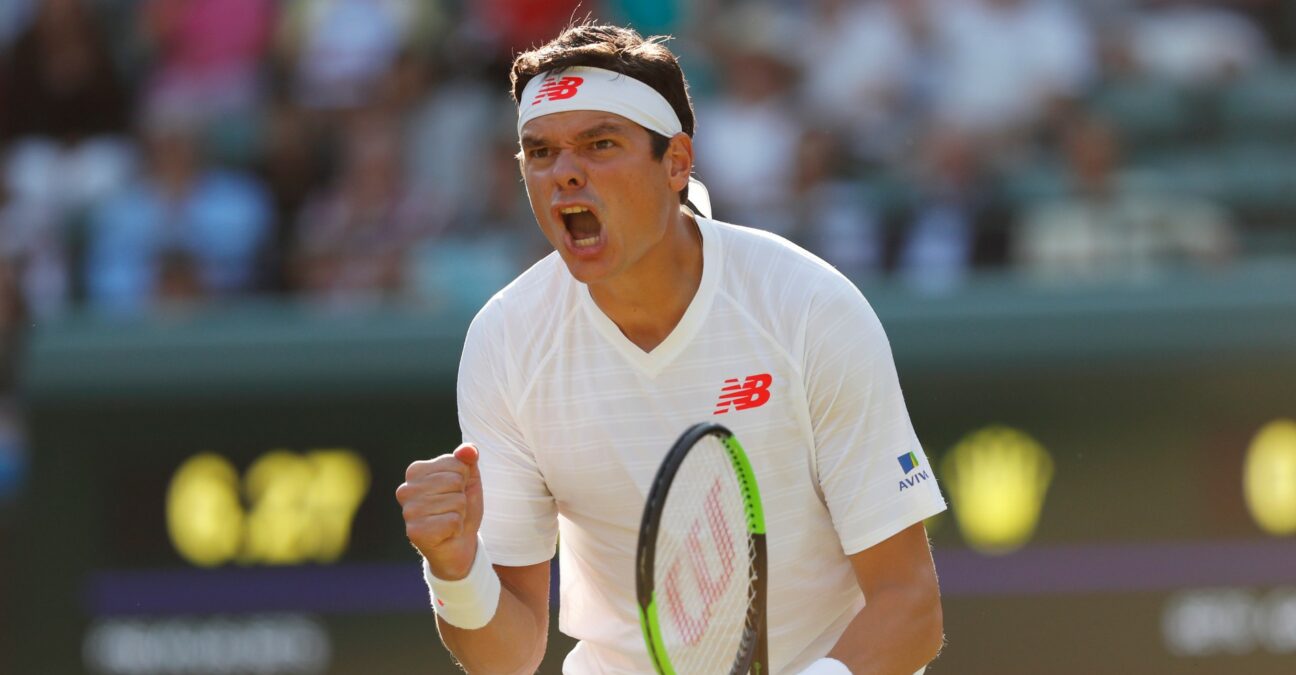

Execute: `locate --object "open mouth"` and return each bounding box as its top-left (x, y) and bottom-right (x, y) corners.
top-left (559, 205), bottom-right (603, 249)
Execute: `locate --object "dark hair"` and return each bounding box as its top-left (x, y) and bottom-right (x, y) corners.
top-left (511, 22), bottom-right (694, 203)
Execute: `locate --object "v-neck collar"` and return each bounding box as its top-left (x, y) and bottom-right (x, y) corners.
top-left (578, 217), bottom-right (722, 378)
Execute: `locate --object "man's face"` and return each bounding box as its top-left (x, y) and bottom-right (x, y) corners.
top-left (519, 110), bottom-right (690, 286)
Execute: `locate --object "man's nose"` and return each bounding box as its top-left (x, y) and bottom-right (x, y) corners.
top-left (552, 149), bottom-right (586, 190)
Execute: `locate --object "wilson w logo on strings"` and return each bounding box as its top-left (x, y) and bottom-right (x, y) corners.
top-left (663, 478), bottom-right (737, 646)
top-left (714, 373), bottom-right (773, 415)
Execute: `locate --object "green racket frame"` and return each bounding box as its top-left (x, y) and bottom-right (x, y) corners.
top-left (636, 422), bottom-right (769, 675)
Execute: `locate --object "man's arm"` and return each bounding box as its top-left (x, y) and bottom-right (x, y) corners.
top-left (823, 522), bottom-right (944, 675)
top-left (397, 444), bottom-right (551, 674)
top-left (438, 561), bottom-right (551, 675)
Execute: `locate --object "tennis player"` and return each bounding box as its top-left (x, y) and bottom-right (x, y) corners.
top-left (396, 22), bottom-right (947, 675)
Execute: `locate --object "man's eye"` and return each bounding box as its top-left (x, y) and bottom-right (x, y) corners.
top-left (529, 148), bottom-right (551, 160)
top-left (592, 139), bottom-right (615, 150)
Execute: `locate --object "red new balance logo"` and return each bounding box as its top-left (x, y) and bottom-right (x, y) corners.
top-left (531, 76), bottom-right (585, 104)
top-left (713, 373), bottom-right (773, 415)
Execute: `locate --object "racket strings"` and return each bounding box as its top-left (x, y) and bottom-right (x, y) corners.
top-left (654, 435), bottom-right (756, 673)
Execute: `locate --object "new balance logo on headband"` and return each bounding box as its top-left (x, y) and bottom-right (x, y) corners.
top-left (517, 66), bottom-right (682, 138)
top-left (532, 76), bottom-right (585, 104)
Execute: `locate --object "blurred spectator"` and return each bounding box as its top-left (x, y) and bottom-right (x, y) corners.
top-left (0, 401), bottom-right (23, 502)
top-left (277, 0), bottom-right (445, 111)
top-left (136, 0), bottom-right (276, 164)
top-left (604, 0), bottom-right (685, 36)
top-left (3, 136), bottom-right (136, 231)
top-left (0, 253), bottom-right (24, 387)
top-left (0, 0), bottom-right (35, 50)
top-left (0, 181), bottom-right (71, 318)
top-left (469, 0), bottom-right (587, 55)
top-left (0, 260), bottom-right (24, 502)
top-left (0, 0), bottom-right (132, 144)
top-left (694, 4), bottom-right (804, 234)
top-left (1238, 0), bottom-right (1296, 53)
top-left (259, 98), bottom-right (329, 292)
top-left (155, 250), bottom-right (206, 308)
top-left (84, 106), bottom-right (273, 313)
top-left (1, 0), bottom-right (138, 315)
top-left (439, 135), bottom-right (538, 247)
top-left (892, 129), bottom-right (1010, 293)
top-left (928, 0), bottom-right (1095, 143)
top-left (1121, 0), bottom-right (1272, 86)
top-left (1013, 116), bottom-right (1236, 283)
top-left (797, 0), bottom-right (937, 164)
top-left (0, 0), bottom-right (137, 206)
top-left (786, 128), bottom-right (885, 283)
top-left (138, 0), bottom-right (275, 119)
top-left (410, 137), bottom-right (543, 313)
top-left (290, 111), bottom-right (441, 306)
top-left (405, 51), bottom-right (509, 224)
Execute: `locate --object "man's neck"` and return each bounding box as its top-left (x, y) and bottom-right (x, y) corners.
top-left (588, 213), bottom-right (703, 353)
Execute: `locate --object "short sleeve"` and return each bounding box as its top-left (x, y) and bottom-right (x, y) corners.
top-left (804, 284), bottom-right (946, 555)
top-left (457, 308), bottom-right (559, 566)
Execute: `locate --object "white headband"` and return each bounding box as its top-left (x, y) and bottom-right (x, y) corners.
top-left (517, 66), bottom-right (683, 138)
top-left (516, 66), bottom-right (710, 219)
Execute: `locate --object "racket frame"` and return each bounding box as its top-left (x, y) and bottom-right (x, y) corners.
top-left (636, 422), bottom-right (769, 675)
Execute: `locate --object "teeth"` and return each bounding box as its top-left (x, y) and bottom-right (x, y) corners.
top-left (559, 206), bottom-right (590, 215)
top-left (573, 236), bottom-right (599, 247)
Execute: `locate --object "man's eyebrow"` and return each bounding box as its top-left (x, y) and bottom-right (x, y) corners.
top-left (573, 122), bottom-right (632, 140)
top-left (520, 121), bottom-right (634, 149)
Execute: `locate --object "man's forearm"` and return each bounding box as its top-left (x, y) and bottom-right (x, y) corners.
top-left (825, 585), bottom-right (943, 675)
top-left (438, 581), bottom-right (549, 675)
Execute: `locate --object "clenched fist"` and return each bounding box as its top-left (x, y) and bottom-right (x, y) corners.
top-left (396, 444), bottom-right (484, 580)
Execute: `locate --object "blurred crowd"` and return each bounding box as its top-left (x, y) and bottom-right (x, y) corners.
top-left (3, 0), bottom-right (1295, 321)
top-left (0, 0), bottom-right (1294, 497)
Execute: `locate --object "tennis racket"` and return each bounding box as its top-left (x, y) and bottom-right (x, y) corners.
top-left (636, 422), bottom-right (769, 675)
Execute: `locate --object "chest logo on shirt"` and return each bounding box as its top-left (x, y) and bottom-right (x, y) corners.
top-left (713, 373), bottom-right (773, 415)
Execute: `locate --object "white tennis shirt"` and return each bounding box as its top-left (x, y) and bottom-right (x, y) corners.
top-left (457, 216), bottom-right (947, 674)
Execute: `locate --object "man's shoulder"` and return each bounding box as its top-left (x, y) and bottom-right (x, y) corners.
top-left (707, 218), bottom-right (880, 362)
top-left (465, 251), bottom-right (574, 355)
top-left (473, 252), bottom-right (568, 320)
top-left (708, 218), bottom-right (858, 299)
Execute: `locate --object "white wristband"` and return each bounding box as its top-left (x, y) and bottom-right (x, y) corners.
top-left (798, 658), bottom-right (852, 675)
top-left (797, 658), bottom-right (927, 674)
top-left (421, 534), bottom-right (501, 629)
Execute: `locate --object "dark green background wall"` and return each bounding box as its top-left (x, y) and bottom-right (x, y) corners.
top-left (6, 264), bottom-right (1296, 674)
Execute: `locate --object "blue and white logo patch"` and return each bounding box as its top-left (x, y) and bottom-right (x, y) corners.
top-left (897, 451), bottom-right (931, 491)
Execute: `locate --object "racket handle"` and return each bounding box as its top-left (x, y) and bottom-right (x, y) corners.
top-left (752, 618), bottom-right (769, 674)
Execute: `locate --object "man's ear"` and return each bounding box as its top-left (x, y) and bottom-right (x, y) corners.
top-left (665, 133), bottom-right (694, 194)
